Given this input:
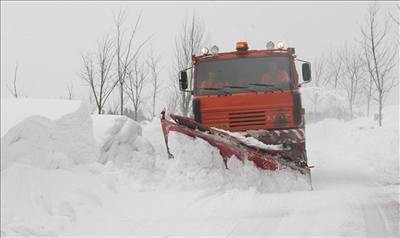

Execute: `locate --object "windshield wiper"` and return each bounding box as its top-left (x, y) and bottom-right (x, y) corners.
top-left (223, 85), bottom-right (258, 92)
top-left (247, 83), bottom-right (283, 92)
top-left (199, 87), bottom-right (230, 95)
top-left (248, 83), bottom-right (273, 87)
top-left (199, 87), bottom-right (223, 90)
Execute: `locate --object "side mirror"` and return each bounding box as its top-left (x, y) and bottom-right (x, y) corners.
top-left (302, 63), bottom-right (312, 82)
top-left (179, 71), bottom-right (188, 90)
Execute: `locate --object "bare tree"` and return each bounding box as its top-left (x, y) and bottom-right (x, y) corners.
top-left (323, 49), bottom-right (345, 118)
top-left (107, 100), bottom-right (121, 115)
top-left (114, 9), bottom-right (150, 116)
top-left (8, 61), bottom-right (23, 98)
top-left (166, 80), bottom-right (181, 114)
top-left (146, 45), bottom-right (162, 118)
top-left (81, 36), bottom-right (118, 114)
top-left (87, 88), bottom-right (94, 107)
top-left (340, 46), bottom-right (364, 118)
top-left (125, 59), bottom-right (148, 121)
top-left (362, 61), bottom-right (375, 116)
top-left (308, 56), bottom-right (327, 114)
top-left (389, 3), bottom-right (400, 26)
top-left (66, 80), bottom-right (74, 100)
top-left (327, 49), bottom-right (344, 90)
top-left (172, 13), bottom-right (207, 116)
top-left (360, 3), bottom-right (398, 126)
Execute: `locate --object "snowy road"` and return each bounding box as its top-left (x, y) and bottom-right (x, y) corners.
top-left (65, 112), bottom-right (399, 237)
top-left (1, 99), bottom-right (399, 236)
top-left (58, 161), bottom-right (398, 236)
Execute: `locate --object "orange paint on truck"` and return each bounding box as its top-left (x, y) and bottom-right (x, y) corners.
top-left (192, 48), bottom-right (303, 132)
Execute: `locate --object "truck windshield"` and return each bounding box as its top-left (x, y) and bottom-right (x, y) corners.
top-left (195, 56), bottom-right (293, 95)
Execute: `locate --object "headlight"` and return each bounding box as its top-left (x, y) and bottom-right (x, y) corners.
top-left (201, 47), bottom-right (209, 55)
top-left (210, 45), bottom-right (219, 54)
top-left (276, 41), bottom-right (285, 49)
top-left (266, 41), bottom-right (275, 50)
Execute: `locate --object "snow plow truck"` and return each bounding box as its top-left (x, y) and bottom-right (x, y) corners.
top-left (161, 41), bottom-right (312, 181)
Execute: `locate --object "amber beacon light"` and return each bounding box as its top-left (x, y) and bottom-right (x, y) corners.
top-left (236, 41), bottom-right (249, 51)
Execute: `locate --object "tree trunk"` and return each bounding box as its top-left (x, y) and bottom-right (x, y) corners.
top-left (366, 78), bottom-right (372, 116)
top-left (120, 82), bottom-right (124, 115)
top-left (378, 93), bottom-right (383, 127)
top-left (350, 102), bottom-right (353, 119)
top-left (152, 93), bottom-right (156, 117)
top-left (134, 107), bottom-right (138, 121)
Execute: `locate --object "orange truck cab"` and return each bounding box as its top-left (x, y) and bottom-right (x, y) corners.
top-left (162, 41), bottom-right (312, 172)
top-left (179, 41), bottom-right (312, 133)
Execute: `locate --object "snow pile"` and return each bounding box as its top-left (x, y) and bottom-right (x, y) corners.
top-left (1, 99), bottom-right (103, 235)
top-left (90, 114), bottom-right (121, 144)
top-left (222, 129), bottom-right (283, 150)
top-left (1, 98), bottom-right (82, 136)
top-left (1, 102), bottom-right (98, 170)
top-left (142, 120), bottom-right (310, 192)
top-left (97, 116), bottom-right (156, 172)
top-left (90, 116), bottom-right (309, 192)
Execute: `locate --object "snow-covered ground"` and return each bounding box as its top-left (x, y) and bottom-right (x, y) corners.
top-left (1, 98), bottom-right (399, 236)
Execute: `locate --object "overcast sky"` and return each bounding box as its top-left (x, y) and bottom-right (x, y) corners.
top-left (1, 1), bottom-right (398, 106)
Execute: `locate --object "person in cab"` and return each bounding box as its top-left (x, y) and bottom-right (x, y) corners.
top-left (261, 61), bottom-right (290, 86)
top-left (200, 71), bottom-right (218, 88)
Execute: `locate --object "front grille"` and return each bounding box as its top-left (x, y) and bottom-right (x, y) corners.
top-left (229, 111), bottom-right (265, 128)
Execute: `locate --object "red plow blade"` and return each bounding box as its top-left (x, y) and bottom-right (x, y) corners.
top-left (160, 110), bottom-right (311, 175)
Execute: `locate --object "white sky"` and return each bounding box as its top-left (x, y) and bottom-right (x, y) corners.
top-left (1, 1), bottom-right (398, 108)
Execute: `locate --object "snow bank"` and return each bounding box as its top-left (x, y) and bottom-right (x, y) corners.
top-left (91, 114), bottom-right (121, 144)
top-left (1, 99), bottom-right (103, 235)
top-left (98, 116), bottom-right (155, 171)
top-left (88, 116), bottom-right (310, 192)
top-left (307, 104), bottom-right (399, 186)
top-left (1, 98), bottom-right (81, 137)
top-left (142, 119), bottom-right (310, 193)
top-left (2, 101), bottom-right (98, 170)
